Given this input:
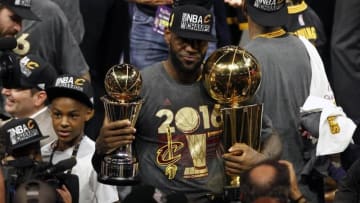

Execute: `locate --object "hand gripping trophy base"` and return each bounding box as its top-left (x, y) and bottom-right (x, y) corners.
top-left (98, 95), bottom-right (143, 186)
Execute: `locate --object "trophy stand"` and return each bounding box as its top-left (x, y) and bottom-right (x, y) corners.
top-left (202, 45), bottom-right (262, 202)
top-left (97, 64), bottom-right (143, 186)
top-left (222, 104), bottom-right (263, 202)
top-left (98, 96), bottom-right (143, 185)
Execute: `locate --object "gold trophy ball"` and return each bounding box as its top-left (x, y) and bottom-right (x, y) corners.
top-left (203, 45), bottom-right (261, 105)
top-left (104, 64), bottom-right (142, 102)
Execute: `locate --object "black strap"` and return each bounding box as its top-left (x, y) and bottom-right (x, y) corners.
top-left (49, 136), bottom-right (83, 174)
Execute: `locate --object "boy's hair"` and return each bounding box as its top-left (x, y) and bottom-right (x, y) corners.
top-left (45, 74), bottom-right (94, 109)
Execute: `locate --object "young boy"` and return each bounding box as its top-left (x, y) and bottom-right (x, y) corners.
top-left (41, 75), bottom-right (119, 203)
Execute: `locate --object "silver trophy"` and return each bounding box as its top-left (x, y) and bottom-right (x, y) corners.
top-left (98, 64), bottom-right (143, 185)
top-left (203, 45), bottom-right (262, 201)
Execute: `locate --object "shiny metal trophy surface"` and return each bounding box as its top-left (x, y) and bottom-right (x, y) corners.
top-left (203, 45), bottom-right (262, 201)
top-left (98, 64), bottom-right (143, 185)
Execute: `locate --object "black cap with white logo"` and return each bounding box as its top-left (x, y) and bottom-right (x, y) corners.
top-left (46, 74), bottom-right (94, 108)
top-left (168, 5), bottom-right (216, 42)
top-left (247, 0), bottom-right (288, 27)
top-left (2, 118), bottom-right (48, 153)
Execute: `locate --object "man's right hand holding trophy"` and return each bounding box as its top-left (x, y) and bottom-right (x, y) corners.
top-left (95, 64), bottom-right (143, 185)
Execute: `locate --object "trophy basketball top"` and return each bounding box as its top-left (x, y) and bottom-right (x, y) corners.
top-left (202, 45), bottom-right (261, 106)
top-left (104, 64), bottom-right (142, 103)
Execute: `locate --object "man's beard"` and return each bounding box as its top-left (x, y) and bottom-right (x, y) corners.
top-left (169, 48), bottom-right (204, 74)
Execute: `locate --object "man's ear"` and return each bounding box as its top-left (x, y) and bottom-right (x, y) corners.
top-left (164, 27), bottom-right (171, 46)
top-left (34, 91), bottom-right (47, 107)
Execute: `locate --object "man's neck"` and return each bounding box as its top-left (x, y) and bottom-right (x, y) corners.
top-left (163, 60), bottom-right (202, 84)
top-left (248, 18), bottom-right (284, 39)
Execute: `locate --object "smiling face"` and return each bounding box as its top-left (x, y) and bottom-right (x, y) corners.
top-left (166, 31), bottom-right (208, 74)
top-left (50, 97), bottom-right (93, 150)
top-left (1, 88), bottom-right (46, 118)
top-left (0, 6), bottom-right (22, 37)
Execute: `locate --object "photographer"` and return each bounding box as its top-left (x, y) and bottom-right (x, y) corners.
top-left (0, 117), bottom-right (72, 203)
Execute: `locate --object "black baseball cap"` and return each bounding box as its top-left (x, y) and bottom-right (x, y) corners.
top-left (246, 0), bottom-right (288, 27)
top-left (46, 74), bottom-right (94, 108)
top-left (9, 54), bottom-right (57, 90)
top-left (0, 0), bottom-right (40, 21)
top-left (2, 118), bottom-right (49, 153)
top-left (168, 5), bottom-right (216, 42)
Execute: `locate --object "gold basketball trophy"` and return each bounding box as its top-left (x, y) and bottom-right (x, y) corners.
top-left (98, 64), bottom-right (143, 185)
top-left (203, 45), bottom-right (262, 201)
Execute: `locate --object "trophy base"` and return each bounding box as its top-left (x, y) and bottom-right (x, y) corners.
top-left (98, 175), bottom-right (140, 186)
top-left (98, 155), bottom-right (140, 186)
top-left (223, 185), bottom-right (241, 202)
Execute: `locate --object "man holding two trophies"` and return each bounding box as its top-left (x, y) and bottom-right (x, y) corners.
top-left (92, 4), bottom-right (282, 203)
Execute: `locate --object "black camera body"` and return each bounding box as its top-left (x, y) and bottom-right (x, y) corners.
top-left (1, 157), bottom-right (79, 203)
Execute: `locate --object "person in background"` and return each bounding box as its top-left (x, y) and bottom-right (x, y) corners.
top-left (50, 0), bottom-right (84, 44)
top-left (42, 75), bottom-right (119, 203)
top-left (240, 160), bottom-right (308, 203)
top-left (13, 0), bottom-right (90, 81)
top-left (0, 0), bottom-right (40, 126)
top-left (286, 0), bottom-right (328, 70)
top-left (1, 54), bottom-right (58, 150)
top-left (224, 0), bottom-right (340, 202)
top-left (330, 0), bottom-right (360, 170)
top-left (0, 0), bottom-right (39, 38)
top-left (0, 118), bottom-right (71, 203)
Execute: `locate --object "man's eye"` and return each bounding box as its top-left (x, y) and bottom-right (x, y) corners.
top-left (10, 15), bottom-right (21, 23)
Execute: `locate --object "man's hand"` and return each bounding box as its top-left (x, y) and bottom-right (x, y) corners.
top-left (95, 117), bottom-right (136, 155)
top-left (278, 160), bottom-right (303, 201)
top-left (57, 185), bottom-right (72, 203)
top-left (223, 143), bottom-right (266, 175)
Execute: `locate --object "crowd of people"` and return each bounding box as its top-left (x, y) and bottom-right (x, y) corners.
top-left (0, 0), bottom-right (359, 202)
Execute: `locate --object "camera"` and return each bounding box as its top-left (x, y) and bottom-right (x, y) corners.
top-left (1, 157), bottom-right (78, 203)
